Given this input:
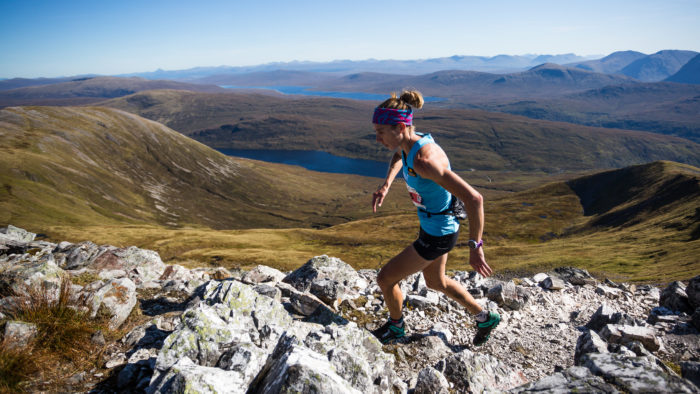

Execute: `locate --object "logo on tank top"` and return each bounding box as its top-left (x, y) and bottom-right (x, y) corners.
top-left (406, 185), bottom-right (426, 209)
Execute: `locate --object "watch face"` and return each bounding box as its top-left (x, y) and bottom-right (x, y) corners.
top-left (468, 240), bottom-right (477, 249)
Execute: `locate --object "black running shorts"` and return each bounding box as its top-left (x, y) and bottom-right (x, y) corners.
top-left (412, 227), bottom-right (459, 261)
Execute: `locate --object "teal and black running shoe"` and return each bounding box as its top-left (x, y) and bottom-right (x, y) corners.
top-left (372, 319), bottom-right (406, 344)
top-left (473, 311), bottom-right (500, 346)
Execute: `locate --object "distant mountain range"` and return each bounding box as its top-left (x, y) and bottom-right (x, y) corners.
top-left (0, 76), bottom-right (225, 107)
top-left (1, 60), bottom-right (698, 143)
top-left (127, 49), bottom-right (696, 83)
top-left (120, 53), bottom-right (594, 80)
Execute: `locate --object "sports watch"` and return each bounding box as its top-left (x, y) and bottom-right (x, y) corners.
top-left (467, 239), bottom-right (483, 250)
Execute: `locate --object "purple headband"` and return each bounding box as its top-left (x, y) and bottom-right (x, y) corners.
top-left (372, 107), bottom-right (413, 126)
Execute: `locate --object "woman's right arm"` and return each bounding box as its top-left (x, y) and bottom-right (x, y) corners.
top-left (372, 152), bottom-right (402, 212)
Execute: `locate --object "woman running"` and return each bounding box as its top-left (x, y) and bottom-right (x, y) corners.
top-left (370, 90), bottom-right (500, 346)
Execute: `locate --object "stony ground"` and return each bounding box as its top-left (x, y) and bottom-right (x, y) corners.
top-left (338, 269), bottom-right (697, 386)
top-left (2, 224), bottom-right (699, 392)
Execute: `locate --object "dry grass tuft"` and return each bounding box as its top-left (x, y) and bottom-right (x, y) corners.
top-left (0, 278), bottom-right (109, 391)
top-left (0, 340), bottom-right (38, 393)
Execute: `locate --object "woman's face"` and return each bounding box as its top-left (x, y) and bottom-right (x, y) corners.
top-left (374, 124), bottom-right (402, 150)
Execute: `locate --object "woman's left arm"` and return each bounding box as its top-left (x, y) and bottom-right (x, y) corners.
top-left (412, 146), bottom-right (493, 277)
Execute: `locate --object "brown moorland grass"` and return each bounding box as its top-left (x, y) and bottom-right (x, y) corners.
top-left (43, 162), bottom-right (700, 284)
top-left (0, 279), bottom-right (109, 392)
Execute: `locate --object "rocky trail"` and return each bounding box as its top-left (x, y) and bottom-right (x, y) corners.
top-left (1, 224), bottom-right (699, 393)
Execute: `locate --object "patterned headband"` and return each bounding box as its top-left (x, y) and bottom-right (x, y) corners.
top-left (372, 107), bottom-right (413, 126)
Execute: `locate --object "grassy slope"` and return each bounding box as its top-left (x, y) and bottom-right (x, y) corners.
top-left (0, 106), bottom-right (410, 233)
top-left (43, 162), bottom-right (700, 283)
top-left (100, 90), bottom-right (700, 171)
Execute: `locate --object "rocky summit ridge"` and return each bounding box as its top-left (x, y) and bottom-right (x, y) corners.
top-left (1, 224), bottom-right (699, 393)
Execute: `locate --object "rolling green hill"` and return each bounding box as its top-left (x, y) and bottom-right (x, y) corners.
top-left (101, 89), bottom-right (700, 171)
top-left (0, 106), bottom-right (410, 233)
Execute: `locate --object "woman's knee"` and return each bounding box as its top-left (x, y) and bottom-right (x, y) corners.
top-left (376, 268), bottom-right (394, 290)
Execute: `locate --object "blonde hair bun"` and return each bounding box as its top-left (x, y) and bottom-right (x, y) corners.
top-left (399, 90), bottom-right (424, 109)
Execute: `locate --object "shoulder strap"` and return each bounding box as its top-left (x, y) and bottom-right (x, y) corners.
top-left (403, 133), bottom-right (433, 176)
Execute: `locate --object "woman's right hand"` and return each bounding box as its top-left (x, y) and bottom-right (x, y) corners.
top-left (372, 185), bottom-right (389, 213)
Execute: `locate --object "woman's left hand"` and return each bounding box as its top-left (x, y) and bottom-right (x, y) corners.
top-left (469, 248), bottom-right (493, 277)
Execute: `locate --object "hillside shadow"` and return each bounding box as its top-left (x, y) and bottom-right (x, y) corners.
top-left (566, 162), bottom-right (700, 232)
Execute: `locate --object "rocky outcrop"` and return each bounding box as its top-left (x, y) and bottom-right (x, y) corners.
top-left (661, 281), bottom-right (692, 314)
top-left (0, 227), bottom-right (168, 330)
top-left (2, 225), bottom-right (699, 393)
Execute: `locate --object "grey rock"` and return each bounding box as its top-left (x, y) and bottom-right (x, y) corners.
top-left (252, 284), bottom-right (281, 302)
top-left (250, 334), bottom-right (362, 394)
top-left (105, 353), bottom-right (127, 369)
top-left (282, 255), bottom-right (366, 299)
top-left (532, 273), bottom-right (548, 283)
top-left (310, 277), bottom-right (344, 305)
top-left (574, 330), bottom-right (609, 365)
top-left (442, 349), bottom-right (527, 392)
top-left (3, 320), bottom-right (38, 350)
top-left (91, 330), bottom-right (106, 346)
top-left (63, 241), bottom-right (102, 270)
top-left (542, 276), bottom-right (566, 290)
top-left (509, 366), bottom-right (618, 393)
top-left (84, 277), bottom-right (137, 329)
top-left (289, 290), bottom-right (328, 316)
top-left (692, 308), bottom-right (700, 331)
top-left (626, 340), bottom-right (655, 357)
top-left (151, 280), bottom-right (296, 388)
top-left (151, 356), bottom-right (249, 394)
top-left (586, 303), bottom-right (635, 332)
top-left (688, 275), bottom-right (700, 310)
top-left (0, 252), bottom-right (64, 301)
top-left (0, 225), bottom-right (36, 242)
top-left (303, 323), bottom-right (402, 392)
top-left (407, 294), bottom-right (438, 309)
top-left (487, 281), bottom-right (530, 310)
top-left (553, 266), bottom-right (597, 286)
top-left (66, 371), bottom-right (86, 386)
top-left (582, 352), bottom-right (698, 393)
top-left (599, 324), bottom-right (661, 352)
top-left (414, 367), bottom-right (450, 394)
top-left (596, 284), bottom-right (622, 299)
top-left (242, 265), bottom-right (286, 284)
top-left (88, 246), bottom-right (166, 286)
top-left (128, 348), bottom-right (157, 364)
top-left (660, 281), bottom-right (692, 313)
top-left (681, 361), bottom-right (700, 389)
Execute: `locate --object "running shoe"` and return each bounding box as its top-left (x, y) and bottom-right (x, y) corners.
top-left (473, 311), bottom-right (500, 346)
top-left (372, 319), bottom-right (405, 344)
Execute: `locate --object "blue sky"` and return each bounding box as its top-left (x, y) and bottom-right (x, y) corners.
top-left (1, 0), bottom-right (699, 78)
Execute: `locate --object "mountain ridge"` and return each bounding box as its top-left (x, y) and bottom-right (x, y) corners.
top-left (0, 76), bottom-right (226, 108)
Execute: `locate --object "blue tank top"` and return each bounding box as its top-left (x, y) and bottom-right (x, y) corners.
top-left (402, 133), bottom-right (460, 236)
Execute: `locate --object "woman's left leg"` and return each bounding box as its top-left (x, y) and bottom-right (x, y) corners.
top-left (422, 253), bottom-right (483, 315)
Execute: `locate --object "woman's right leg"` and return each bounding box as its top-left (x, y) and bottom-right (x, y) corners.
top-left (376, 244), bottom-right (433, 319)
